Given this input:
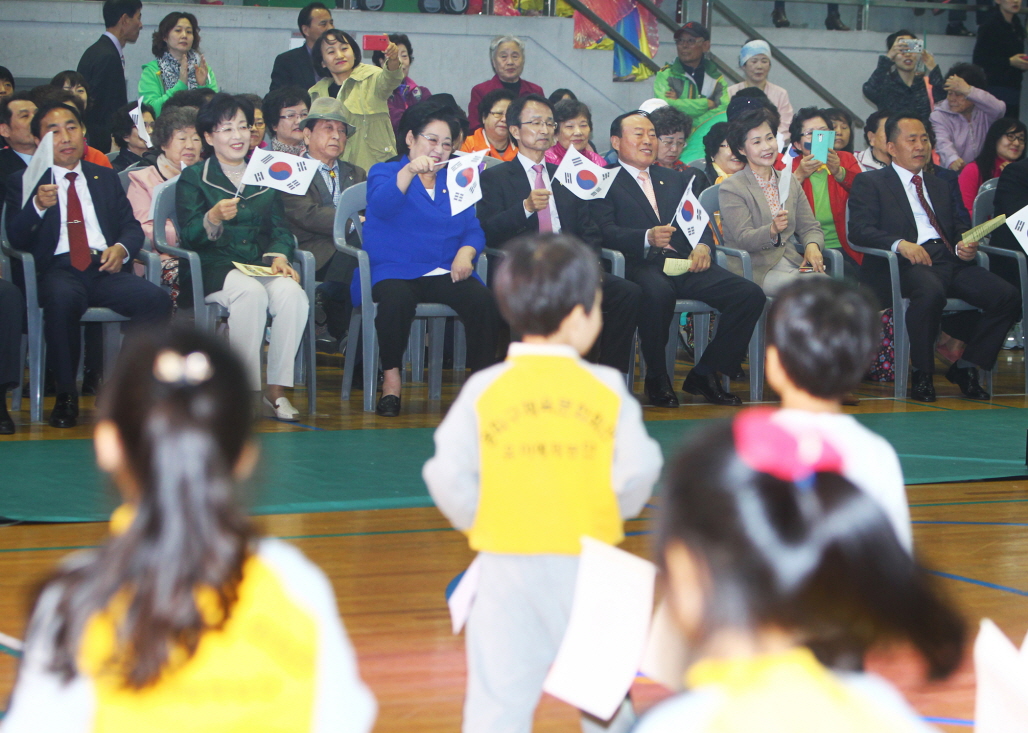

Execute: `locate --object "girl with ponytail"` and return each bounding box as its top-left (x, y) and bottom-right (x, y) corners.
top-left (635, 409), bottom-right (965, 733)
top-left (2, 329), bottom-right (375, 732)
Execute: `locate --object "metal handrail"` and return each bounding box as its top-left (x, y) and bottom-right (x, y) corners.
top-left (560, 0), bottom-right (662, 72)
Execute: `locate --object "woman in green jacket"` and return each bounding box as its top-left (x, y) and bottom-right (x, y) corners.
top-left (176, 94), bottom-right (308, 422)
top-left (309, 29), bottom-right (405, 173)
top-left (139, 11), bottom-right (219, 117)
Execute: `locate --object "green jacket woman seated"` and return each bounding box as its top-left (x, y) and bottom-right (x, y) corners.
top-left (176, 94), bottom-right (308, 422)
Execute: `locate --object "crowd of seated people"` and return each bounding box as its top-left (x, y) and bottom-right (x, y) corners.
top-left (0, 0), bottom-right (1025, 431)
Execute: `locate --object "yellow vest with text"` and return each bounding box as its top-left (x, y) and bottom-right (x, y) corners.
top-left (468, 353), bottom-right (624, 555)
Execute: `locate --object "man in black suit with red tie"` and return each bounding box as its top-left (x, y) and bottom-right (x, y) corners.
top-left (76, 0), bottom-right (142, 154)
top-left (848, 115), bottom-right (1021, 402)
top-left (477, 95), bottom-right (641, 376)
top-left (590, 111), bottom-right (765, 407)
top-left (270, 3), bottom-right (335, 93)
top-left (5, 100), bottom-right (170, 428)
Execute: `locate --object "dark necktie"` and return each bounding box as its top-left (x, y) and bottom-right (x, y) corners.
top-left (64, 172), bottom-right (91, 271)
top-left (532, 164), bottom-right (552, 232)
top-left (911, 174), bottom-right (953, 254)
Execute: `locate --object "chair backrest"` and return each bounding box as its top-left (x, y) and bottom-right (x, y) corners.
top-left (152, 178), bottom-right (180, 249)
top-left (106, 150), bottom-right (119, 163)
top-left (118, 168), bottom-right (133, 194)
top-left (973, 178), bottom-right (999, 228)
top-left (334, 181), bottom-right (367, 248)
top-left (602, 148), bottom-right (619, 166)
top-left (697, 183), bottom-right (722, 243)
top-left (687, 158), bottom-right (705, 169)
top-left (481, 156), bottom-right (503, 170)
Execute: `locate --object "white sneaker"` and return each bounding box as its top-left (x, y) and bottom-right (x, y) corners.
top-left (262, 396), bottom-right (300, 421)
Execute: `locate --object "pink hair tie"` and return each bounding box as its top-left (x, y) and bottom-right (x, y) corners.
top-left (733, 408), bottom-right (844, 488)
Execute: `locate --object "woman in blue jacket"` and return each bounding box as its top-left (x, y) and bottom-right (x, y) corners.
top-left (356, 105), bottom-right (500, 416)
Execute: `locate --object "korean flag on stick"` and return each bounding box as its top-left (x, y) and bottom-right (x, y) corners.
top-left (241, 149), bottom-right (318, 196)
top-left (552, 147), bottom-right (619, 200)
top-left (128, 98), bottom-right (152, 149)
top-left (22, 131), bottom-right (54, 208)
top-left (447, 150), bottom-right (485, 216)
top-left (673, 185), bottom-right (710, 247)
top-left (1004, 203), bottom-right (1028, 255)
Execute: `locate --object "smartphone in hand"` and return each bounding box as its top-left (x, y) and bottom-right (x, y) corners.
top-left (362, 34), bottom-right (389, 51)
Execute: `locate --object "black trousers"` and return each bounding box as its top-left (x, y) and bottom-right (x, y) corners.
top-left (629, 260), bottom-right (766, 380)
top-left (0, 279), bottom-right (24, 392)
top-left (901, 244), bottom-right (1021, 373)
top-left (40, 255), bottom-right (172, 394)
top-left (588, 273), bottom-right (641, 374)
top-left (372, 275), bottom-right (500, 373)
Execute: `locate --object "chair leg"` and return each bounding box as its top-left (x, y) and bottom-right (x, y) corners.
top-left (665, 313), bottom-right (683, 380)
top-left (625, 330), bottom-right (637, 391)
top-left (749, 307), bottom-right (766, 402)
top-left (101, 322), bottom-right (121, 380)
top-left (12, 335), bottom-right (26, 412)
top-left (894, 303), bottom-right (911, 400)
top-left (29, 309), bottom-right (44, 423)
top-left (409, 319), bottom-right (425, 382)
top-left (304, 310), bottom-right (316, 416)
top-left (341, 308), bottom-right (361, 401)
top-left (428, 317), bottom-right (445, 400)
top-left (454, 319), bottom-right (467, 373)
top-left (362, 307), bottom-right (378, 413)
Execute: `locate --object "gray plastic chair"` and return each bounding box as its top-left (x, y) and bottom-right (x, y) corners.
top-left (333, 183), bottom-right (485, 411)
top-left (973, 178), bottom-right (999, 227)
top-left (151, 180), bottom-right (318, 415)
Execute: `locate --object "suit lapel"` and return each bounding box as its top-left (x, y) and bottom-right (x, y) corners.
top-left (650, 167), bottom-right (678, 225)
top-left (923, 172), bottom-right (953, 236)
top-left (617, 166), bottom-right (661, 226)
top-left (884, 166), bottom-right (919, 236)
top-left (83, 166), bottom-right (112, 244)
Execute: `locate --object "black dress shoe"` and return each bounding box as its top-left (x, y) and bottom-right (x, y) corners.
top-left (375, 394), bottom-right (401, 417)
top-left (946, 22), bottom-right (975, 36)
top-left (682, 369), bottom-right (742, 406)
top-left (81, 368), bottom-right (101, 397)
top-left (723, 365), bottom-right (747, 382)
top-left (909, 370), bottom-right (936, 402)
top-left (946, 363), bottom-right (990, 399)
top-left (825, 12), bottom-right (850, 30)
top-left (771, 8), bottom-right (791, 26)
top-left (0, 399), bottom-right (13, 435)
top-left (49, 393), bottom-right (79, 428)
top-left (644, 375), bottom-right (680, 408)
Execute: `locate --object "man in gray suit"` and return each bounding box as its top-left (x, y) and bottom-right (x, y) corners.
top-left (281, 96), bottom-right (365, 351)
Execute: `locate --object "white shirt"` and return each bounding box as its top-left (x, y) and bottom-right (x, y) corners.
top-left (517, 152), bottom-right (562, 233)
top-left (33, 163), bottom-right (118, 258)
top-left (619, 160), bottom-right (671, 254)
top-left (13, 150), bottom-right (32, 166)
top-left (103, 31), bottom-right (125, 67)
top-left (891, 162), bottom-right (942, 249)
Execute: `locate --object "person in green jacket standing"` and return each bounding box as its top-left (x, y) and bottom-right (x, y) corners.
top-left (652, 22), bottom-right (730, 165)
top-left (139, 12), bottom-right (219, 117)
top-left (176, 94), bottom-right (308, 422)
top-left (309, 29), bottom-right (405, 173)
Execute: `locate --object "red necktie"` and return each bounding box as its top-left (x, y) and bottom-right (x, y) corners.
top-left (911, 174), bottom-right (953, 254)
top-left (64, 172), bottom-right (91, 271)
top-left (532, 164), bottom-right (552, 233)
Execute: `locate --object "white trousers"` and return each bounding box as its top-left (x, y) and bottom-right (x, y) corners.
top-left (206, 270), bottom-right (309, 391)
top-left (464, 554), bottom-right (637, 733)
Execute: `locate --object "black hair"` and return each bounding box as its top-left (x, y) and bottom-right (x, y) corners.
top-left (884, 113), bottom-right (925, 144)
top-left (727, 87), bottom-right (780, 132)
top-left (885, 29), bottom-right (916, 51)
top-left (163, 88), bottom-right (217, 113)
top-left (864, 110), bottom-right (888, 148)
top-left (553, 99), bottom-right (593, 129)
top-left (702, 121), bottom-right (730, 164)
top-left (103, 0), bottom-right (142, 29)
top-left (609, 110), bottom-right (649, 139)
top-left (945, 62), bottom-right (988, 92)
top-left (0, 91), bottom-right (34, 127)
top-left (151, 12), bottom-right (201, 58)
top-left (298, 2), bottom-right (330, 33)
top-left (505, 93), bottom-right (553, 132)
top-left (0, 66), bottom-right (15, 89)
top-left (151, 106), bottom-right (198, 152)
top-left (396, 94), bottom-right (467, 156)
top-left (196, 93), bottom-right (254, 156)
top-left (30, 99), bottom-right (83, 140)
top-left (262, 87), bottom-right (311, 138)
top-left (405, 104), bottom-right (461, 146)
top-left (312, 29), bottom-right (362, 78)
top-left (649, 105), bottom-right (692, 140)
top-left (477, 88), bottom-right (515, 127)
top-left (111, 101), bottom-right (155, 150)
top-left (726, 106), bottom-right (777, 160)
top-left (548, 88), bottom-right (577, 106)
top-left (656, 418), bottom-right (965, 679)
top-left (236, 93), bottom-right (264, 115)
top-left (372, 33), bottom-right (413, 67)
top-left (821, 107), bottom-right (854, 153)
top-left (768, 280), bottom-right (880, 399)
top-left (494, 234), bottom-right (601, 336)
top-left (974, 116), bottom-right (1028, 179)
top-left (49, 70), bottom-right (90, 112)
top-left (45, 328), bottom-right (256, 689)
top-left (788, 106), bottom-right (828, 146)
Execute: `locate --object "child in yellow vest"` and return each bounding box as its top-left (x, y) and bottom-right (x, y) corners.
top-left (634, 410), bottom-right (965, 733)
top-left (423, 234), bottom-right (663, 733)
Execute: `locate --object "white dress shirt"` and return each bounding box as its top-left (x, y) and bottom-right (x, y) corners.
top-left (516, 152), bottom-right (562, 233)
top-left (33, 163), bottom-right (116, 257)
top-left (103, 31), bottom-right (125, 68)
top-left (619, 160), bottom-right (675, 253)
top-left (891, 162), bottom-right (942, 249)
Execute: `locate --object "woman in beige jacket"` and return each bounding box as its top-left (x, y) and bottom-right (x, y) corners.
top-left (719, 106), bottom-right (825, 296)
top-left (309, 29), bottom-right (405, 173)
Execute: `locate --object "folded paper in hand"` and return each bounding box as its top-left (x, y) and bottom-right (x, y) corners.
top-left (662, 257), bottom-right (692, 276)
top-left (962, 214), bottom-right (1007, 245)
top-left (232, 262), bottom-right (286, 277)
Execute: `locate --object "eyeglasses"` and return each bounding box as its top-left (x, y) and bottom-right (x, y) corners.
top-left (213, 125), bottom-right (251, 135)
top-left (519, 119), bottom-right (557, 131)
top-left (800, 128), bottom-right (830, 138)
top-left (419, 133), bottom-right (453, 151)
top-left (658, 136), bottom-right (685, 148)
top-left (487, 111), bottom-right (506, 119)
top-left (252, 119), bottom-right (266, 129)
top-left (675, 36), bottom-right (705, 46)
top-left (279, 111), bottom-right (309, 122)
top-left (1004, 132), bottom-right (1027, 144)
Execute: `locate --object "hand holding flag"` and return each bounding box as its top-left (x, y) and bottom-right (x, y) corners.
top-left (241, 149), bottom-right (319, 196)
top-left (552, 147), bottom-right (619, 200)
top-left (128, 99), bottom-right (152, 149)
top-left (672, 184), bottom-right (710, 247)
top-left (22, 131), bottom-right (54, 208)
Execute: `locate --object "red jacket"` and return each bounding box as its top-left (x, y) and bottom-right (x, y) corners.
top-left (467, 74), bottom-right (544, 131)
top-left (775, 149), bottom-right (862, 264)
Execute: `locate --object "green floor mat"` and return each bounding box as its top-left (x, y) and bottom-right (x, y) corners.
top-left (1, 409), bottom-right (1025, 523)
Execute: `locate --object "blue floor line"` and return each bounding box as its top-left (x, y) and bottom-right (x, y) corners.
top-left (922, 716), bottom-right (974, 726)
top-left (928, 570), bottom-right (1028, 597)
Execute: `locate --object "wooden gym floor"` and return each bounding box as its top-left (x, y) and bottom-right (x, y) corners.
top-left (1, 349), bottom-right (1027, 731)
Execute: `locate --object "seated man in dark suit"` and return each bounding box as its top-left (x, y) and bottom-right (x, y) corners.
top-left (4, 100), bottom-right (171, 428)
top-left (477, 94), bottom-right (641, 376)
top-left (0, 92), bottom-right (37, 217)
top-left (591, 111), bottom-right (765, 406)
top-left (848, 114), bottom-right (1020, 402)
top-left (270, 3), bottom-right (334, 93)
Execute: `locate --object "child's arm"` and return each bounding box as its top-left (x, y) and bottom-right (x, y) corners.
top-left (607, 374), bottom-right (664, 519)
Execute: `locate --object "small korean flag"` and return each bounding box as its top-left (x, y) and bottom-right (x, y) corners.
top-left (241, 149), bottom-right (318, 195)
top-left (447, 150), bottom-right (485, 215)
top-left (1005, 203), bottom-right (1028, 255)
top-left (128, 98), bottom-right (152, 148)
top-left (673, 184), bottom-right (710, 247)
top-left (552, 147), bottom-right (619, 200)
